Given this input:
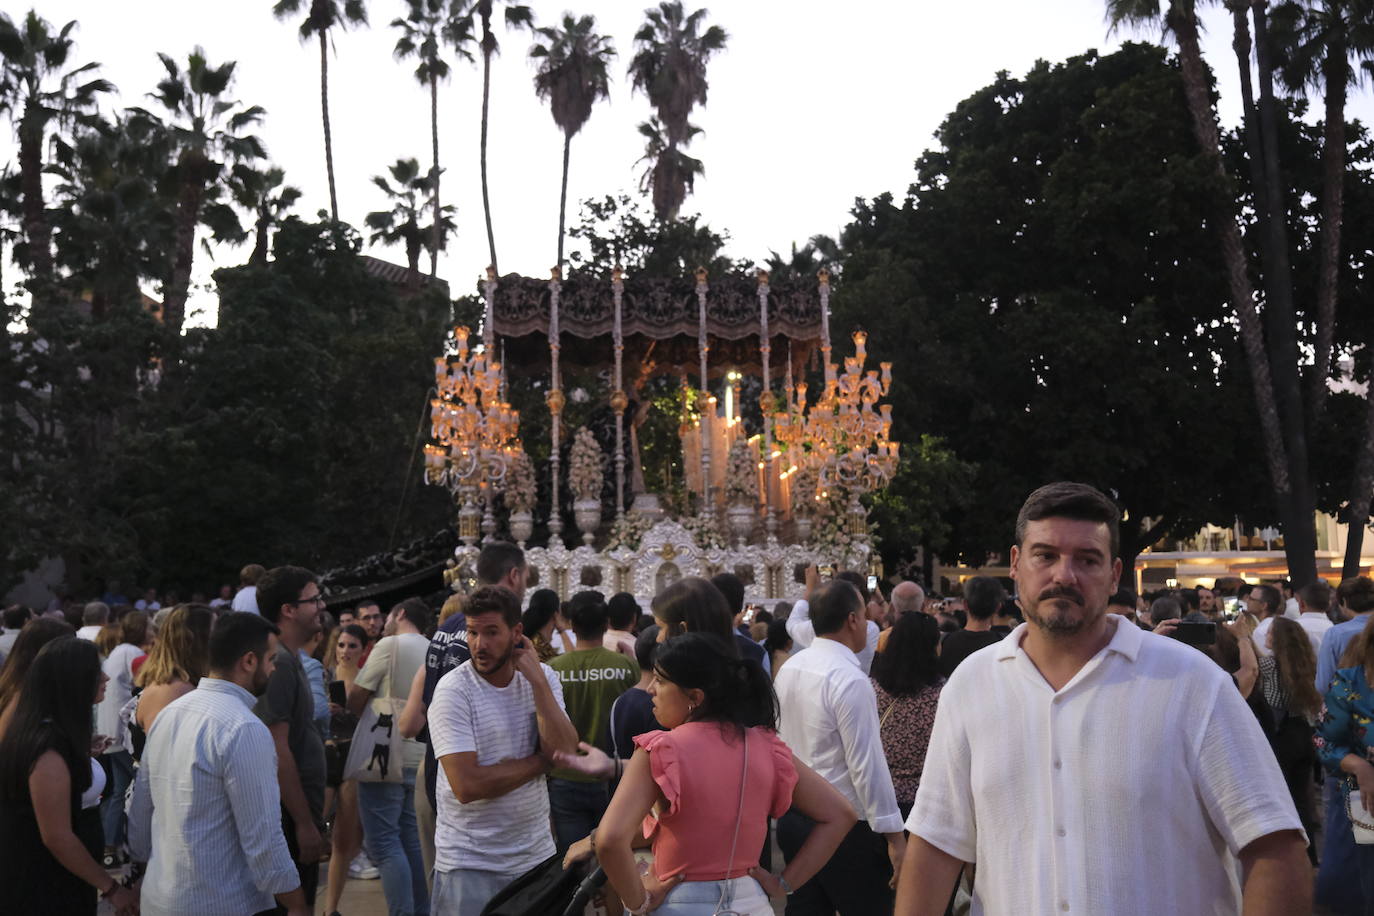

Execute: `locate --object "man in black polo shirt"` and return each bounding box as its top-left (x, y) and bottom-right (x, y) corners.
top-left (938, 575), bottom-right (1006, 677)
top-left (710, 571), bottom-right (770, 673)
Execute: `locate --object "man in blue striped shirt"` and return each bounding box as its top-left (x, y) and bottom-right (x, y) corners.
top-left (129, 612), bottom-right (308, 916)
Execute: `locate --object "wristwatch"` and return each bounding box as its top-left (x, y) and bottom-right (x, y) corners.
top-left (778, 874), bottom-right (795, 896)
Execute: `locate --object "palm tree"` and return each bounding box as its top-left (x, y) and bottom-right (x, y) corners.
top-left (272, 0), bottom-right (368, 223)
top-left (134, 48), bottom-right (265, 333)
top-left (0, 11), bottom-right (112, 293)
top-left (450, 0), bottom-right (533, 274)
top-left (227, 164), bottom-right (302, 265)
top-left (1109, 0), bottom-right (1318, 583)
top-left (50, 114), bottom-right (174, 316)
top-left (393, 0), bottom-right (469, 278)
top-left (1270, 0), bottom-right (1374, 419)
top-left (635, 117), bottom-right (704, 222)
top-left (530, 14), bottom-right (616, 269)
top-left (628, 2), bottom-right (726, 219)
top-left (365, 157), bottom-right (454, 280)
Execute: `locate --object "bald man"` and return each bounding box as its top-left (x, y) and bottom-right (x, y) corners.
top-left (878, 581), bottom-right (927, 651)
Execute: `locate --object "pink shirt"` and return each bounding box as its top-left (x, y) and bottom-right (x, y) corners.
top-left (634, 722), bottom-right (797, 881)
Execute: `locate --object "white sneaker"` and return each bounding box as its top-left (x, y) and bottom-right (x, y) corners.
top-left (348, 851), bottom-right (379, 880)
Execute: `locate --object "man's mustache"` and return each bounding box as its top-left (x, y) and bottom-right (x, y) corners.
top-left (1038, 586), bottom-right (1084, 605)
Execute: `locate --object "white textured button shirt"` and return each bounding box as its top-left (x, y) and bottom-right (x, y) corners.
top-left (909, 616), bottom-right (1302, 916)
top-left (775, 636), bottom-right (903, 834)
top-left (129, 678), bottom-right (300, 916)
top-left (784, 598), bottom-right (880, 673)
top-left (1297, 611), bottom-right (1333, 658)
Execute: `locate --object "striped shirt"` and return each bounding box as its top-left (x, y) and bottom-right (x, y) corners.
top-left (428, 660), bottom-right (565, 875)
top-left (128, 677), bottom-right (299, 916)
top-left (910, 617), bottom-right (1302, 916)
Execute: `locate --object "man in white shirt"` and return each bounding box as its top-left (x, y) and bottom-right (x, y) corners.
top-left (785, 568), bottom-right (881, 673)
top-left (897, 481), bottom-right (1309, 916)
top-left (0, 604), bottom-right (30, 667)
top-left (129, 612), bottom-right (309, 916)
top-left (427, 585), bottom-right (578, 916)
top-left (348, 597), bottom-right (434, 916)
top-left (134, 588), bottom-right (161, 612)
top-left (775, 579), bottom-right (906, 915)
top-left (1248, 583), bottom-right (1284, 658)
top-left (232, 563), bottom-right (265, 614)
top-left (1295, 579), bottom-right (1334, 657)
top-left (76, 601), bottom-right (108, 641)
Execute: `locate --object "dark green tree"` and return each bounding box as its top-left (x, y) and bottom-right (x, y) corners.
top-left (365, 157), bottom-right (453, 278)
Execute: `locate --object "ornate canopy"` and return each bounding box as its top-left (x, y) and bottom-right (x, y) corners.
top-left (490, 273), bottom-right (824, 378)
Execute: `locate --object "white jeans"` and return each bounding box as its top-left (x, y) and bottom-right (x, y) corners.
top-left (430, 867), bottom-right (524, 916)
top-left (639, 876), bottom-right (773, 916)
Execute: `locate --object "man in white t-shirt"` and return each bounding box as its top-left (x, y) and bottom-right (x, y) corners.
top-left (1295, 579), bottom-right (1334, 657)
top-left (76, 601), bottom-right (109, 641)
top-left (348, 597), bottom-right (434, 916)
top-left (897, 482), bottom-right (1309, 916)
top-left (1248, 583), bottom-right (1284, 659)
top-left (427, 585), bottom-right (578, 916)
top-left (232, 563), bottom-right (265, 614)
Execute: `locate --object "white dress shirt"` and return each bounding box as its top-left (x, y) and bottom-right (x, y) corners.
top-left (784, 598), bottom-right (880, 673)
top-left (95, 643), bottom-right (143, 744)
top-left (129, 678), bottom-right (300, 916)
top-left (909, 616), bottom-right (1302, 916)
top-left (231, 585), bottom-right (259, 614)
top-left (1251, 615), bottom-right (1275, 658)
top-left (774, 636), bottom-right (903, 834)
top-left (1297, 611), bottom-right (1333, 658)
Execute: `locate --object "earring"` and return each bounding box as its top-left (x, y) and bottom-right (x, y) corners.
top-left (687, 702), bottom-right (696, 714)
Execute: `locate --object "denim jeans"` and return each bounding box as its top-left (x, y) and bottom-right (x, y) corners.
top-left (547, 777), bottom-right (609, 852)
top-left (648, 876), bottom-right (772, 916)
top-left (1317, 776), bottom-right (1367, 915)
top-left (431, 867), bottom-right (524, 916)
top-left (99, 750), bottom-right (134, 849)
top-left (358, 766), bottom-right (430, 916)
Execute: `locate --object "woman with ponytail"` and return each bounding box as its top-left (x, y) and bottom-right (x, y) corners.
top-left (573, 633), bottom-right (855, 915)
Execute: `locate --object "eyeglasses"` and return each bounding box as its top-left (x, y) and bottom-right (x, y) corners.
top-left (292, 595), bottom-right (326, 607)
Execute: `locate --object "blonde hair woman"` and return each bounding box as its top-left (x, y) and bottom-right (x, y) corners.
top-left (131, 605), bottom-right (214, 748)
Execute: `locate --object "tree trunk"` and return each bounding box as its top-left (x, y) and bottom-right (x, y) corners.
top-left (557, 132), bottom-right (571, 269)
top-left (1253, 2), bottom-right (1318, 586)
top-left (320, 31), bottom-right (340, 223)
top-left (1342, 323), bottom-right (1374, 580)
top-left (1230, 4), bottom-right (1272, 254)
top-left (251, 210), bottom-right (270, 265)
top-left (1169, 11), bottom-right (1291, 504)
top-left (480, 47), bottom-right (499, 274)
top-left (17, 108), bottom-right (53, 293)
top-left (430, 74), bottom-right (441, 279)
top-left (164, 164), bottom-right (205, 334)
top-left (1310, 44), bottom-right (1346, 424)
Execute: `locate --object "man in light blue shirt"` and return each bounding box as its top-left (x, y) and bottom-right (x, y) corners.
top-left (130, 612), bottom-right (308, 916)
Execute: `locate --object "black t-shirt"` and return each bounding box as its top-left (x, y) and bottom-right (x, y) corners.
top-left (938, 628), bottom-right (1002, 678)
top-left (734, 632), bottom-right (766, 667)
top-left (255, 646), bottom-right (326, 828)
top-left (422, 613), bottom-right (470, 806)
top-left (606, 686), bottom-right (662, 760)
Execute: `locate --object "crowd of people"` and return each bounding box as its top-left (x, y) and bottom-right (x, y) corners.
top-left (0, 481), bottom-right (1372, 914)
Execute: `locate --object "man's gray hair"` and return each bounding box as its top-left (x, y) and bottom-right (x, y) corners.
top-left (890, 581), bottom-right (925, 616)
top-left (82, 601), bottom-right (110, 626)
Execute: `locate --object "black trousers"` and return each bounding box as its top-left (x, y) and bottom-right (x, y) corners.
top-left (260, 805), bottom-right (319, 915)
top-left (777, 808), bottom-right (894, 916)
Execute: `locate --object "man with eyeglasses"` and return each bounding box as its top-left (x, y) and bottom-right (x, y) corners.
top-left (254, 566), bottom-right (329, 914)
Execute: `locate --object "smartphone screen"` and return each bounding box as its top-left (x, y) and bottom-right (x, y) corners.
top-left (866, 575), bottom-right (879, 593)
top-left (328, 680), bottom-right (346, 706)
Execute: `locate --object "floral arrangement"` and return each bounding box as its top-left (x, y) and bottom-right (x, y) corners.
top-left (809, 495), bottom-right (875, 563)
top-left (792, 464), bottom-right (820, 515)
top-left (605, 512), bottom-right (655, 551)
top-left (680, 513), bottom-right (726, 550)
top-left (504, 448), bottom-right (536, 514)
top-left (724, 440), bottom-right (758, 505)
top-left (568, 427), bottom-right (604, 502)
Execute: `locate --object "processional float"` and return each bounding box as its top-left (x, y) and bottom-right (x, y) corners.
top-left (423, 266), bottom-right (900, 606)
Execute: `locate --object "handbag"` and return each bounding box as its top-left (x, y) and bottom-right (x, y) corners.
top-left (341, 638), bottom-right (406, 784)
top-left (1346, 782), bottom-right (1374, 845)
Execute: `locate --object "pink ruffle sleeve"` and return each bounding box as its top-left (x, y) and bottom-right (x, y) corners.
top-left (633, 729), bottom-right (680, 838)
top-left (764, 729), bottom-right (799, 818)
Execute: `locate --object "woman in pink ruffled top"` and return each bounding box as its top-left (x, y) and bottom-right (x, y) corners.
top-left (591, 632), bottom-right (855, 916)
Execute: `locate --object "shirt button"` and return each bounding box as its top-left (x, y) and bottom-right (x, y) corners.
top-left (1053, 759), bottom-right (1063, 769)
top-left (1060, 903), bottom-right (1070, 912)
top-left (1056, 826), bottom-right (1066, 837)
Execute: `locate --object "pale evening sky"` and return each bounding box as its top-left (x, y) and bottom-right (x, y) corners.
top-left (5, 0), bottom-right (1370, 326)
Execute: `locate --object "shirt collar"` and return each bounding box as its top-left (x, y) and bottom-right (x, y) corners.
top-left (995, 613), bottom-right (1142, 663)
top-left (197, 676), bottom-right (258, 709)
top-left (812, 635), bottom-right (861, 669)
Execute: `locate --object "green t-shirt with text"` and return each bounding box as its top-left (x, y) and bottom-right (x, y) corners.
top-left (549, 645), bottom-right (639, 782)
